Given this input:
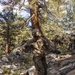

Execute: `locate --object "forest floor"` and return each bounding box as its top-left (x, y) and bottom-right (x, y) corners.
top-left (0, 52), bottom-right (75, 75)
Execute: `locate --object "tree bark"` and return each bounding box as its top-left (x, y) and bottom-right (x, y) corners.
top-left (28, 0), bottom-right (44, 36)
top-left (0, 14), bottom-right (10, 55)
top-left (5, 21), bottom-right (10, 55)
top-left (28, 0), bottom-right (54, 53)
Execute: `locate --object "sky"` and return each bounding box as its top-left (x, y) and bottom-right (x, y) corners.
top-left (0, 5), bottom-right (30, 18)
top-left (0, 0), bottom-right (30, 18)
top-left (0, 5), bottom-right (4, 12)
top-left (0, 0), bottom-right (70, 18)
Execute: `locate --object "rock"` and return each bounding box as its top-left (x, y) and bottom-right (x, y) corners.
top-left (59, 54), bottom-right (72, 58)
top-left (48, 69), bottom-right (60, 75)
top-left (47, 60), bottom-right (56, 68)
top-left (11, 64), bottom-right (18, 70)
top-left (50, 54), bottom-right (58, 59)
top-left (20, 66), bottom-right (36, 75)
top-left (20, 70), bottom-right (27, 75)
top-left (0, 60), bottom-right (2, 63)
top-left (2, 56), bottom-right (9, 63)
top-left (10, 70), bottom-right (14, 74)
top-left (12, 47), bottom-right (22, 55)
top-left (27, 66), bottom-right (36, 75)
top-left (72, 50), bottom-right (75, 54)
top-left (0, 69), bottom-right (3, 74)
top-left (66, 69), bottom-right (75, 75)
top-left (59, 64), bottom-right (73, 75)
top-left (2, 65), bottom-right (11, 69)
top-left (60, 59), bottom-right (75, 67)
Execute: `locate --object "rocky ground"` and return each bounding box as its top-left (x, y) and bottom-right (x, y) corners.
top-left (0, 51), bottom-right (75, 75)
top-left (47, 54), bottom-right (75, 75)
top-left (0, 52), bottom-right (34, 75)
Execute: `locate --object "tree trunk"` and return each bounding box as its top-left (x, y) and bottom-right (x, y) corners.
top-left (28, 0), bottom-right (44, 36)
top-left (0, 14), bottom-right (10, 55)
top-left (28, 0), bottom-right (53, 51)
top-left (5, 22), bottom-right (10, 55)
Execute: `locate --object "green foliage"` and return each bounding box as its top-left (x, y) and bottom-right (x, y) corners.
top-left (12, 70), bottom-right (20, 75)
top-left (19, 55), bottom-right (32, 63)
top-left (0, 50), bottom-right (4, 57)
top-left (59, 44), bottom-right (68, 54)
top-left (0, 10), bottom-right (32, 52)
top-left (0, 0), bottom-right (75, 54)
top-left (3, 68), bottom-right (10, 74)
top-left (42, 23), bottom-right (63, 39)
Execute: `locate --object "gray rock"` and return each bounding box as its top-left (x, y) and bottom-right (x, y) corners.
top-left (59, 64), bottom-right (73, 75)
top-left (72, 50), bottom-right (75, 54)
top-left (66, 69), bottom-right (75, 75)
top-left (2, 56), bottom-right (9, 62)
top-left (48, 69), bottom-right (60, 75)
top-left (0, 60), bottom-right (2, 63)
top-left (61, 59), bottom-right (75, 67)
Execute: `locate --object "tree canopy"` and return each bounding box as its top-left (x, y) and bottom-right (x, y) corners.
top-left (0, 0), bottom-right (75, 54)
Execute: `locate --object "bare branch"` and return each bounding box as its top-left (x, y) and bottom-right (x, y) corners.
top-left (24, 14), bottom-right (35, 27)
